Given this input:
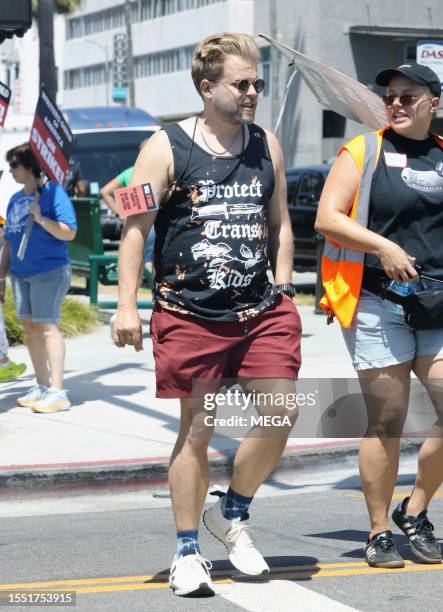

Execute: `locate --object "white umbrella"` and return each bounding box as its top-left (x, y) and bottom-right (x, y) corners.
top-left (259, 34), bottom-right (387, 130)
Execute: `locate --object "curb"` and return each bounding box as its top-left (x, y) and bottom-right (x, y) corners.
top-left (0, 439), bottom-right (422, 491)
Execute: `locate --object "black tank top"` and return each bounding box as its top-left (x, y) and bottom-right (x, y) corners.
top-left (366, 128), bottom-right (443, 279)
top-left (153, 121), bottom-right (278, 321)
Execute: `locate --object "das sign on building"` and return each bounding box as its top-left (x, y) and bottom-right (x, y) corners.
top-left (417, 40), bottom-right (443, 97)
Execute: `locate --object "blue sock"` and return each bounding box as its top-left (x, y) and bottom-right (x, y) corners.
top-left (176, 529), bottom-right (200, 559)
top-left (222, 487), bottom-right (253, 520)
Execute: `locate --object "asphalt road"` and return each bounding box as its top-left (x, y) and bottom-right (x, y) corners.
top-left (0, 455), bottom-right (442, 612)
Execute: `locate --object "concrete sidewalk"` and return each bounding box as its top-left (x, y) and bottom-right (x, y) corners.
top-left (0, 304), bottom-right (419, 489)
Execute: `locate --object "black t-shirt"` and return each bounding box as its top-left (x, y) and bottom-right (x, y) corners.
top-left (153, 122), bottom-right (278, 321)
top-left (366, 128), bottom-right (443, 279)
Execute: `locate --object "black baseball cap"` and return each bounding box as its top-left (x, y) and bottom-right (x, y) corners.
top-left (375, 62), bottom-right (441, 97)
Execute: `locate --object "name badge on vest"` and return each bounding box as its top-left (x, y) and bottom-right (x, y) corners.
top-left (384, 152), bottom-right (407, 168)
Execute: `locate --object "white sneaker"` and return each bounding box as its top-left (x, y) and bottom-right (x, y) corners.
top-left (169, 553), bottom-right (214, 597)
top-left (203, 497), bottom-right (270, 576)
top-left (31, 388), bottom-right (71, 413)
top-left (17, 384), bottom-right (48, 407)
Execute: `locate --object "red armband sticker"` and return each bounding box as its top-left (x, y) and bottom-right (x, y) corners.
top-left (114, 183), bottom-right (159, 218)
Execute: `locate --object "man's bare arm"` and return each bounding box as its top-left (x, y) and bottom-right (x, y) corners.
top-left (265, 130), bottom-right (293, 285)
top-left (115, 130), bottom-right (173, 349)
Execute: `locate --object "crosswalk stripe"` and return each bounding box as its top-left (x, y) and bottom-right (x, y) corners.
top-left (217, 580), bottom-right (359, 611)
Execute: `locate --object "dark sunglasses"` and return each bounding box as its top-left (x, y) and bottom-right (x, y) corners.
top-left (213, 78), bottom-right (265, 94)
top-left (382, 94), bottom-right (432, 107)
top-left (9, 161), bottom-right (21, 169)
top-left (231, 78), bottom-right (265, 94)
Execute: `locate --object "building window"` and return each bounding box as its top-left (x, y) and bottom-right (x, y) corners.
top-left (405, 42), bottom-right (417, 62)
top-left (64, 63), bottom-right (107, 90)
top-left (67, 0), bottom-right (227, 40)
top-left (322, 110), bottom-right (346, 138)
top-left (65, 44), bottom-right (195, 89)
top-left (135, 45), bottom-right (195, 78)
top-left (260, 46), bottom-right (270, 98)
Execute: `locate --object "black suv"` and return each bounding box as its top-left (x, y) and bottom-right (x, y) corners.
top-left (286, 164), bottom-right (331, 271)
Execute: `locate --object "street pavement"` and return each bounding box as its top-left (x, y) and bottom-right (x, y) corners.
top-left (0, 456), bottom-right (441, 611)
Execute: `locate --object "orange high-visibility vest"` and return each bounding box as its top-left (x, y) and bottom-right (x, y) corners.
top-left (319, 128), bottom-right (443, 328)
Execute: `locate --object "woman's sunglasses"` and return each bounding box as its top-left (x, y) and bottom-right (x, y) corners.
top-left (382, 94), bottom-right (432, 107)
top-left (212, 78), bottom-right (266, 94)
top-left (9, 161), bottom-right (21, 169)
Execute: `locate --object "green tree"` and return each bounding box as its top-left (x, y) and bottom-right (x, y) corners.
top-left (32, 0), bottom-right (82, 101)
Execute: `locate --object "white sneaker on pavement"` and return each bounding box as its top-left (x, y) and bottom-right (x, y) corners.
top-left (203, 496), bottom-right (270, 576)
top-left (169, 553), bottom-right (214, 597)
top-left (16, 384), bottom-right (48, 407)
top-left (31, 388), bottom-right (71, 413)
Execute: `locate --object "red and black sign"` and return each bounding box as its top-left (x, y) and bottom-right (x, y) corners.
top-left (29, 86), bottom-right (73, 184)
top-left (0, 81), bottom-right (11, 129)
top-left (114, 183), bottom-right (159, 219)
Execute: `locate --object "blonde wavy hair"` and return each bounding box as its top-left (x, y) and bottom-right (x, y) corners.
top-left (191, 33), bottom-right (260, 96)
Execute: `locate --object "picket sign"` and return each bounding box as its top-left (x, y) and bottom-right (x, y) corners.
top-left (18, 87), bottom-right (74, 260)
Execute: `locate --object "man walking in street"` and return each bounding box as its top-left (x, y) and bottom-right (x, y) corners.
top-left (114, 33), bottom-right (301, 597)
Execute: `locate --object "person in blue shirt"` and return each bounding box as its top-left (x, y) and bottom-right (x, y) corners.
top-left (0, 218), bottom-right (27, 383)
top-left (0, 144), bottom-right (77, 412)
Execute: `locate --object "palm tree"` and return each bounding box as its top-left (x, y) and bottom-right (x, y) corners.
top-left (33, 0), bottom-right (82, 101)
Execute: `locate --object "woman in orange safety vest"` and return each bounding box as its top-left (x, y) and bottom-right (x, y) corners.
top-left (315, 62), bottom-right (443, 569)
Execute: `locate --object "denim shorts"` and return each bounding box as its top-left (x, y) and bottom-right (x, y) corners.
top-left (342, 285), bottom-right (443, 371)
top-left (11, 265), bottom-right (71, 324)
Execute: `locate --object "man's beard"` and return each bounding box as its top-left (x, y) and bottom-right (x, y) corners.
top-left (213, 97), bottom-right (255, 125)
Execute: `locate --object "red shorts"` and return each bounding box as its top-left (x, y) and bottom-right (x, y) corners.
top-left (150, 295), bottom-right (302, 398)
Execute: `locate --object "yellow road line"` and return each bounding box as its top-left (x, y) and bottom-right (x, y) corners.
top-left (0, 562), bottom-right (373, 589)
top-left (0, 561), bottom-right (441, 594)
top-left (272, 563), bottom-right (443, 580)
top-left (0, 576), bottom-right (151, 590)
top-left (71, 563), bottom-right (442, 593)
top-left (57, 579), bottom-right (234, 594)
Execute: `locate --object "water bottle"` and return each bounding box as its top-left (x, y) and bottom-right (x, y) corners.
top-left (387, 281), bottom-right (413, 296)
top-left (385, 279), bottom-right (421, 315)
